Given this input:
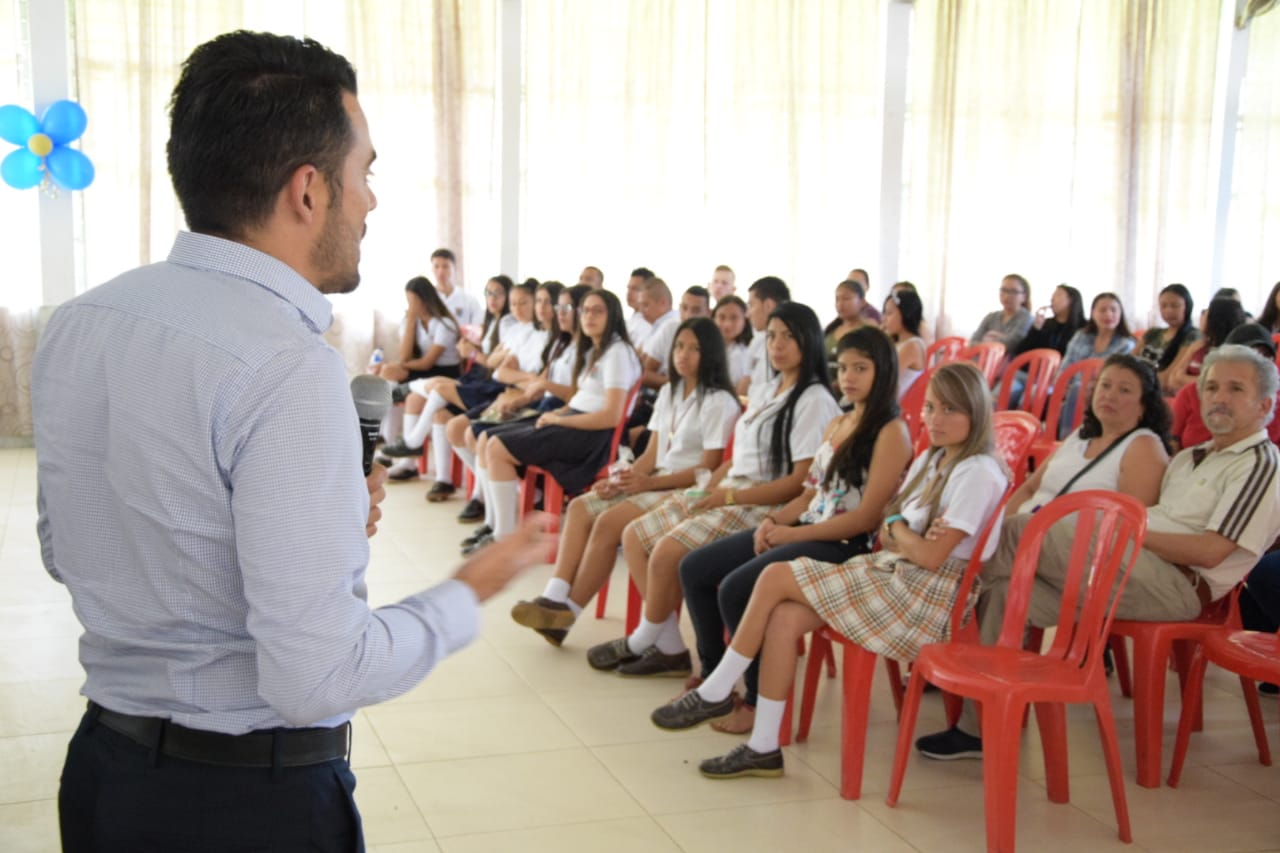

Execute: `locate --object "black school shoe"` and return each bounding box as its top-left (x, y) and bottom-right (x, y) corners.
top-left (698, 744), bottom-right (784, 779)
top-left (456, 498), bottom-right (485, 523)
top-left (915, 726), bottom-right (983, 760)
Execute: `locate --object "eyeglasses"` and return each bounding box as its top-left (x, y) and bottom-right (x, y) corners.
top-left (999, 288), bottom-right (1022, 295)
top-left (579, 306), bottom-right (607, 317)
top-left (554, 304), bottom-right (576, 314)
top-left (484, 288), bottom-right (504, 298)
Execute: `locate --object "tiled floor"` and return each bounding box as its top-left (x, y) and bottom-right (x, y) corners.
top-left (2, 445), bottom-right (1280, 851)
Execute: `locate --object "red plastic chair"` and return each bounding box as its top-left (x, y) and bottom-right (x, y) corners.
top-left (1104, 587), bottom-right (1242, 788)
top-left (899, 365), bottom-right (937, 449)
top-left (926, 336), bottom-right (966, 368)
top-left (991, 410), bottom-right (1040, 489)
top-left (1168, 626), bottom-right (1280, 787)
top-left (520, 381), bottom-right (642, 562)
top-left (887, 491), bottom-right (1147, 851)
top-left (790, 483), bottom-right (1012, 800)
top-left (959, 342), bottom-right (1007, 388)
top-left (995, 348), bottom-right (1062, 416)
top-left (1026, 358), bottom-right (1104, 470)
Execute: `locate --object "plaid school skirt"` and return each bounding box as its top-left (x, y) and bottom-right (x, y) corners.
top-left (791, 551), bottom-right (974, 662)
top-left (625, 476), bottom-right (784, 554)
top-left (574, 488), bottom-right (676, 522)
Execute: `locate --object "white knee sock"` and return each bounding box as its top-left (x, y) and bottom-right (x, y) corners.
top-left (478, 469), bottom-right (494, 526)
top-left (401, 412), bottom-right (419, 446)
top-left (490, 479), bottom-right (520, 538)
top-left (696, 648), bottom-right (753, 703)
top-left (432, 424), bottom-right (452, 482)
top-left (455, 444), bottom-right (477, 474)
top-left (655, 613), bottom-right (687, 655)
top-left (381, 407), bottom-right (404, 442)
top-left (402, 402), bottom-right (437, 450)
top-left (746, 696), bottom-right (786, 754)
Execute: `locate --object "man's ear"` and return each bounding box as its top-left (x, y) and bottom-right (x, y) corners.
top-left (282, 164), bottom-right (323, 224)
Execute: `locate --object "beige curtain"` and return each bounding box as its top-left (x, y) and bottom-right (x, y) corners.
top-left (904, 0), bottom-right (1223, 337)
top-left (519, 0), bottom-right (884, 310)
top-left (68, 0), bottom-right (496, 372)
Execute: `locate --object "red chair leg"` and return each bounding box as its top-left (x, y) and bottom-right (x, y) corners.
top-left (1240, 675), bottom-right (1272, 767)
top-left (1167, 648), bottom-right (1211, 787)
top-left (780, 683), bottom-right (795, 747)
top-left (886, 668), bottom-right (930, 806)
top-left (795, 632), bottom-right (831, 743)
top-left (1033, 701), bottom-right (1069, 803)
top-left (883, 659), bottom-right (905, 717)
top-left (1093, 692), bottom-right (1133, 843)
top-left (1110, 635), bottom-right (1133, 698)
top-left (1128, 633), bottom-right (1172, 788)
top-left (594, 576), bottom-right (610, 619)
top-left (624, 577), bottom-right (643, 634)
top-left (837, 647), bottom-right (879, 800)
top-left (980, 697), bottom-right (1025, 853)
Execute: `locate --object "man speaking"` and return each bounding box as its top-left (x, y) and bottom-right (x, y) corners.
top-left (32, 30), bottom-right (544, 851)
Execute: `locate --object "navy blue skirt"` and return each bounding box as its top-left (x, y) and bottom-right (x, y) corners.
top-left (489, 411), bottom-right (614, 495)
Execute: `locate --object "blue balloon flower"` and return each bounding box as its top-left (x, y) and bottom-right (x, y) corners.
top-left (0, 100), bottom-right (94, 192)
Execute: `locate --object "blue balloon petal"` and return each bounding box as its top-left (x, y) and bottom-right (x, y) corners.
top-left (0, 104), bottom-right (40, 146)
top-left (1, 148), bottom-right (44, 190)
top-left (46, 146), bottom-right (94, 190)
top-left (40, 100), bottom-right (88, 144)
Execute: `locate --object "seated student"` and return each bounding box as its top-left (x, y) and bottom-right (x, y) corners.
top-left (1171, 323), bottom-right (1280, 452)
top-left (429, 247), bottom-right (483, 326)
top-left (918, 344), bottom-right (1280, 759)
top-left (737, 276), bottom-right (791, 398)
top-left (999, 283), bottom-right (1087, 409)
top-left (848, 268), bottom-right (881, 324)
top-left (648, 361), bottom-right (1008, 781)
top-left (585, 302), bottom-right (841, 677)
top-left (631, 281), bottom-right (708, 449)
top-left (1137, 284), bottom-right (1198, 373)
top-left (458, 284), bottom-right (587, 549)
top-left (625, 267), bottom-right (657, 346)
top-left (1257, 281), bottom-right (1280, 335)
top-left (579, 265), bottom-right (604, 289)
top-left (381, 278), bottom-right (532, 486)
top-left (374, 275), bottom-right (463, 386)
top-left (714, 295), bottom-right (753, 388)
top-left (1242, 549), bottom-right (1280, 695)
top-left (710, 265), bottom-right (736, 303)
top-left (481, 289), bottom-right (642, 544)
top-left (970, 274), bottom-right (1034, 351)
top-left (508, 317), bottom-right (740, 646)
top-left (676, 327), bottom-right (913, 734)
top-left (882, 288), bottom-right (926, 399)
top-left (1161, 297), bottom-right (1246, 396)
top-left (891, 280), bottom-right (932, 343)
top-left (1055, 292), bottom-right (1137, 437)
top-left (823, 279), bottom-right (870, 362)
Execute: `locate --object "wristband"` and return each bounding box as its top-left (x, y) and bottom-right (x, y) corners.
top-left (724, 488), bottom-right (736, 506)
top-left (884, 513), bottom-right (906, 527)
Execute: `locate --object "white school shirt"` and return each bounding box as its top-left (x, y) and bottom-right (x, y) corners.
top-left (481, 313), bottom-right (519, 354)
top-left (514, 328), bottom-right (551, 373)
top-left (726, 341), bottom-right (751, 386)
top-left (728, 378), bottom-right (841, 482)
top-left (567, 337), bottom-right (642, 412)
top-left (546, 340), bottom-right (578, 392)
top-left (442, 286), bottom-right (482, 326)
top-left (413, 316), bottom-right (461, 366)
top-left (627, 310), bottom-right (652, 348)
top-left (897, 451), bottom-right (1008, 562)
top-left (746, 333), bottom-right (771, 389)
top-left (640, 310), bottom-right (680, 372)
top-left (648, 381), bottom-right (740, 473)
top-left (499, 319), bottom-right (537, 354)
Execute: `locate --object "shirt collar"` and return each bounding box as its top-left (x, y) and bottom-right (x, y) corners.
top-left (167, 231), bottom-right (334, 333)
top-left (1187, 429), bottom-right (1270, 463)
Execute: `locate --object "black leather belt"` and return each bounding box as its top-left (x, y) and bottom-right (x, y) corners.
top-left (88, 701), bottom-right (350, 768)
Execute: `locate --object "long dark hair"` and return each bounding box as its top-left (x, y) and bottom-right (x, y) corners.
top-left (885, 289), bottom-right (923, 339)
top-left (535, 280), bottom-right (564, 335)
top-left (482, 275), bottom-right (514, 350)
top-left (572, 289), bottom-right (635, 386)
top-left (1054, 284), bottom-right (1087, 332)
top-left (1082, 292), bottom-right (1131, 339)
top-left (825, 327), bottom-right (900, 492)
top-left (1156, 284), bottom-right (1195, 372)
top-left (667, 317), bottom-right (735, 400)
top-left (761, 302), bottom-right (837, 479)
top-left (1078, 354), bottom-right (1172, 453)
top-left (405, 276), bottom-right (459, 336)
top-left (542, 282), bottom-right (589, 368)
top-left (714, 295), bottom-right (752, 345)
top-left (1204, 297), bottom-right (1247, 348)
top-left (1257, 281), bottom-right (1280, 332)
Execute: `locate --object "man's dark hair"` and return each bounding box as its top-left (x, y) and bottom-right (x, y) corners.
top-left (630, 267), bottom-right (656, 280)
top-left (167, 30), bottom-right (357, 239)
top-left (684, 285), bottom-right (711, 304)
top-left (431, 248), bottom-right (457, 264)
top-left (748, 276), bottom-right (790, 305)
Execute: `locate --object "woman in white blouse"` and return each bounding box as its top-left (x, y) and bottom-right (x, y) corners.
top-left (509, 317), bottom-right (741, 646)
top-left (714, 295), bottom-right (753, 388)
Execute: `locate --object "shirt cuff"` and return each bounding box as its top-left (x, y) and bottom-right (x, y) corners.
top-left (424, 578), bottom-right (482, 654)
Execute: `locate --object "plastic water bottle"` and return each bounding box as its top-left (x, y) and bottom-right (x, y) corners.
top-left (367, 348), bottom-right (384, 373)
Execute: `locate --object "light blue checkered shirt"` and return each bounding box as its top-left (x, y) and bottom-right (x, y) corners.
top-left (33, 232), bottom-right (478, 734)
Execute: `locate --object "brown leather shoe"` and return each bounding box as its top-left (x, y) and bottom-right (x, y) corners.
top-left (616, 647), bottom-right (692, 678)
top-left (425, 481), bottom-right (456, 502)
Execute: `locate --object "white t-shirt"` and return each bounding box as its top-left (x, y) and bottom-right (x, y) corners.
top-left (640, 310), bottom-right (681, 372)
top-left (728, 378), bottom-right (841, 481)
top-left (544, 339), bottom-right (579, 399)
top-left (746, 333), bottom-right (771, 389)
top-left (567, 337), bottom-right (641, 412)
top-left (897, 451), bottom-right (1007, 562)
top-left (442, 286), bottom-right (482, 327)
top-left (500, 319), bottom-right (537, 354)
top-left (726, 341), bottom-right (751, 386)
top-left (514, 328), bottom-right (551, 373)
top-left (627, 310), bottom-right (652, 348)
top-left (649, 381), bottom-right (740, 473)
top-left (411, 316), bottom-right (461, 367)
top-left (1018, 428), bottom-right (1157, 514)
top-left (481, 313), bottom-right (519, 354)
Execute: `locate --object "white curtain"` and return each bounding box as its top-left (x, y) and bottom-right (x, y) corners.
top-left (519, 0), bottom-right (885, 311)
top-left (902, 0), bottom-right (1223, 337)
top-left (1225, 9), bottom-right (1280, 310)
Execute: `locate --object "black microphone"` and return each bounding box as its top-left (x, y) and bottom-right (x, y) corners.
top-left (350, 374), bottom-right (394, 475)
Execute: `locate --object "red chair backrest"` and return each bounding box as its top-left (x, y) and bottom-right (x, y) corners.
top-left (948, 486), bottom-right (1014, 641)
top-left (899, 365), bottom-right (937, 449)
top-left (958, 342), bottom-right (1006, 387)
top-left (992, 410), bottom-right (1041, 488)
top-left (995, 348), bottom-right (1062, 415)
top-left (926, 336), bottom-right (966, 368)
top-left (603, 381), bottom-right (644, 470)
top-left (1043, 358), bottom-right (1104, 437)
top-left (1000, 491), bottom-right (1147, 669)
